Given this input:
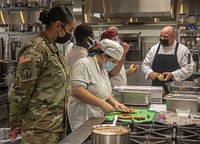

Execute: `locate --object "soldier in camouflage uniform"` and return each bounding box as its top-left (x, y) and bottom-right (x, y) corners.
top-left (8, 6), bottom-right (76, 144)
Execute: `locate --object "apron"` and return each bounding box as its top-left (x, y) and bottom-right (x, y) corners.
top-left (152, 42), bottom-right (180, 94)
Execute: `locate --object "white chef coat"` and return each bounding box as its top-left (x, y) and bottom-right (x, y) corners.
top-left (65, 45), bottom-right (88, 70)
top-left (68, 56), bottom-right (112, 131)
top-left (141, 40), bottom-right (194, 82)
top-left (109, 64), bottom-right (127, 87)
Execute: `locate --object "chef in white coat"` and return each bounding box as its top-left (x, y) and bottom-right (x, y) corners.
top-left (141, 26), bottom-right (194, 94)
top-left (68, 39), bottom-right (128, 131)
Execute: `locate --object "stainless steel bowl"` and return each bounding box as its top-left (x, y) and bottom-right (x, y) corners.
top-left (166, 81), bottom-right (200, 93)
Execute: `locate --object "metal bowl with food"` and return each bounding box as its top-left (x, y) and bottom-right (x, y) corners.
top-left (91, 125), bottom-right (130, 144)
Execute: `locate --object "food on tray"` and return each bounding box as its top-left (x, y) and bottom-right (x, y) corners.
top-left (118, 114), bottom-right (133, 120)
top-left (147, 114), bottom-right (150, 118)
top-left (115, 108), bottom-right (135, 114)
top-left (134, 117), bottom-right (145, 121)
top-left (128, 108), bottom-right (135, 112)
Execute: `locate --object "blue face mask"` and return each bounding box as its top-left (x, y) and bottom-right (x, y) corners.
top-left (87, 36), bottom-right (95, 49)
top-left (104, 61), bottom-right (116, 71)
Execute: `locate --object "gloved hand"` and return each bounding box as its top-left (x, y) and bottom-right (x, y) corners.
top-left (8, 127), bottom-right (21, 140)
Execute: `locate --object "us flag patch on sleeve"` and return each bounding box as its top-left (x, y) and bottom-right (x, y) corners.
top-left (19, 54), bottom-right (31, 64)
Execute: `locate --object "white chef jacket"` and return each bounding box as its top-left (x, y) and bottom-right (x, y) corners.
top-left (65, 45), bottom-right (88, 70)
top-left (68, 56), bottom-right (112, 131)
top-left (109, 64), bottom-right (127, 87)
top-left (141, 40), bottom-right (194, 82)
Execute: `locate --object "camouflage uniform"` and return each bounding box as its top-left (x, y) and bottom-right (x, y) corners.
top-left (8, 33), bottom-right (70, 144)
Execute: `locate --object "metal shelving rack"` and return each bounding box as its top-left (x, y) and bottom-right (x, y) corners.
top-left (0, 1), bottom-right (52, 87)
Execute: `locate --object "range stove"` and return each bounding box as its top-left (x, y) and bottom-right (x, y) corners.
top-left (83, 120), bottom-right (200, 144)
top-left (129, 121), bottom-right (200, 144)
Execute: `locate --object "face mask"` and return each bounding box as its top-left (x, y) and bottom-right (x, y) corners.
top-left (55, 26), bottom-right (72, 44)
top-left (87, 36), bottom-right (95, 49)
top-left (104, 61), bottom-right (116, 71)
top-left (160, 38), bottom-right (169, 47)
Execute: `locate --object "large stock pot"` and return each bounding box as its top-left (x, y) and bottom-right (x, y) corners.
top-left (91, 124), bottom-right (130, 144)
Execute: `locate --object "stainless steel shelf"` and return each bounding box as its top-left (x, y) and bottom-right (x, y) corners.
top-left (0, 6), bottom-right (49, 12)
top-left (0, 32), bottom-right (40, 35)
top-left (0, 59), bottom-right (18, 63)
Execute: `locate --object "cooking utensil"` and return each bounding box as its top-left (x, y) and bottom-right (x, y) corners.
top-left (91, 118), bottom-right (130, 144)
top-left (112, 115), bottom-right (118, 126)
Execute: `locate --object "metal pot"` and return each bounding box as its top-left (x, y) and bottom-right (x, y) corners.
top-left (18, 23), bottom-right (30, 32)
top-left (91, 124), bottom-right (130, 144)
top-left (27, 0), bottom-right (38, 7)
top-left (31, 24), bottom-right (42, 33)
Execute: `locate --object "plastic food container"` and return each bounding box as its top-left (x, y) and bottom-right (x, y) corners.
top-left (176, 108), bottom-right (190, 117)
top-left (159, 111), bottom-right (175, 120)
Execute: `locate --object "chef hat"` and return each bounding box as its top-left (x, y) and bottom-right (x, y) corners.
top-left (100, 39), bottom-right (124, 60)
top-left (100, 30), bottom-right (118, 40)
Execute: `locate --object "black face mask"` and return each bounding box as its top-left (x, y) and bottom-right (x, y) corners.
top-left (160, 38), bottom-right (169, 47)
top-left (55, 27), bottom-right (72, 44)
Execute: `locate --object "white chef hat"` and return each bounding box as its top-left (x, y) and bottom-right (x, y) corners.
top-left (100, 39), bottom-right (124, 60)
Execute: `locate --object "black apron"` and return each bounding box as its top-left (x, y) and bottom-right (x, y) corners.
top-left (152, 42), bottom-right (180, 94)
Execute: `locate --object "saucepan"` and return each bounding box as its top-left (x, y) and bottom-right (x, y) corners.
top-left (31, 23), bottom-right (42, 33)
top-left (18, 23), bottom-right (31, 32)
top-left (91, 115), bottom-right (130, 144)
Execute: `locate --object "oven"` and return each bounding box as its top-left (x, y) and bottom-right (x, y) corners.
top-left (119, 33), bottom-right (142, 61)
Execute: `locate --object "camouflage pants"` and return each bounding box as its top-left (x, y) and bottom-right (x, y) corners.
top-left (21, 130), bottom-right (65, 144)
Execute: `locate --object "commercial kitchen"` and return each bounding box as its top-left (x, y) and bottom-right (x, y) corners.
top-left (0, 0), bottom-right (200, 144)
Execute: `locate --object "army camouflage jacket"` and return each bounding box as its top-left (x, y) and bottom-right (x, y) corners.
top-left (8, 33), bottom-right (70, 132)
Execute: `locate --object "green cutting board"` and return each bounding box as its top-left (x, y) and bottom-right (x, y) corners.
top-left (105, 109), bottom-right (157, 123)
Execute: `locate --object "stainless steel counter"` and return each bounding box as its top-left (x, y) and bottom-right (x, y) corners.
top-left (59, 117), bottom-right (106, 144)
